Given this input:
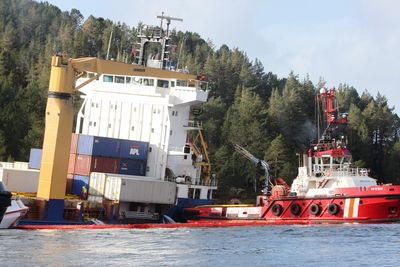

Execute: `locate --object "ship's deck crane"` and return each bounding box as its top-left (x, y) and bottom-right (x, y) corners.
top-left (37, 55), bottom-right (197, 220)
top-left (233, 144), bottom-right (270, 195)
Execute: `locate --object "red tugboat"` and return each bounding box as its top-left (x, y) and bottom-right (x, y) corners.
top-left (183, 88), bottom-right (400, 224)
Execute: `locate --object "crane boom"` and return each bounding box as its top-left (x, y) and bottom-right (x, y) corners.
top-left (233, 144), bottom-right (270, 195)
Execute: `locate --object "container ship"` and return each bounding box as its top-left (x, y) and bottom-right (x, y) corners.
top-left (0, 15), bottom-right (217, 227)
top-left (183, 88), bottom-right (400, 225)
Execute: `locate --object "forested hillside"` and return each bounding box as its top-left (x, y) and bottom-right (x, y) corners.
top-left (1, 0), bottom-right (399, 200)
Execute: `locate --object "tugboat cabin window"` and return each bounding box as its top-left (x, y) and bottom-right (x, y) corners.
top-left (157, 79), bottom-right (169, 88)
top-left (115, 76), bottom-right (125, 83)
top-left (171, 81), bottom-right (175, 87)
top-left (103, 75), bottom-right (113, 82)
top-left (125, 77), bottom-right (131, 83)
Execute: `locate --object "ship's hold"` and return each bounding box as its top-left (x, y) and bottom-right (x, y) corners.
top-left (28, 148), bottom-right (42, 170)
top-left (77, 135), bottom-right (121, 158)
top-left (0, 168), bottom-right (39, 193)
top-left (118, 159), bottom-right (146, 176)
top-left (119, 140), bottom-right (149, 160)
top-left (72, 175), bottom-right (89, 197)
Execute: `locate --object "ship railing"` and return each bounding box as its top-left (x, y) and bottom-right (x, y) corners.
top-left (187, 120), bottom-right (203, 128)
top-left (334, 167), bottom-right (369, 176)
top-left (167, 176), bottom-right (218, 187)
top-left (175, 79), bottom-right (208, 92)
top-left (138, 25), bottom-right (163, 38)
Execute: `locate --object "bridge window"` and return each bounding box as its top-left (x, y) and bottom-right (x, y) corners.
top-left (126, 77), bottom-right (131, 83)
top-left (171, 81), bottom-right (175, 87)
top-left (157, 79), bottom-right (169, 88)
top-left (177, 80), bottom-right (188, 87)
top-left (115, 76), bottom-right (125, 83)
top-left (143, 78), bottom-right (154, 86)
top-left (188, 80), bottom-right (196, 87)
top-left (103, 75), bottom-right (113, 82)
top-left (132, 77), bottom-right (142, 85)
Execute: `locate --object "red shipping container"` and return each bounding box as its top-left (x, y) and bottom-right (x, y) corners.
top-left (68, 154), bottom-right (76, 174)
top-left (70, 133), bottom-right (79, 154)
top-left (74, 155), bottom-right (120, 176)
top-left (66, 174), bottom-right (73, 194)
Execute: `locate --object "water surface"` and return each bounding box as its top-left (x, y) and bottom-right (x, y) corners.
top-left (1, 224), bottom-right (399, 266)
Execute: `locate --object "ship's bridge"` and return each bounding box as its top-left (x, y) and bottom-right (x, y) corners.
top-left (77, 72), bottom-right (208, 105)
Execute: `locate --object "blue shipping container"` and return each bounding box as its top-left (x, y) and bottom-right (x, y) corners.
top-left (72, 175), bottom-right (89, 198)
top-left (118, 159), bottom-right (146, 176)
top-left (77, 135), bottom-right (93, 155)
top-left (119, 140), bottom-right (149, 160)
top-left (77, 135), bottom-right (121, 158)
top-left (28, 148), bottom-right (42, 169)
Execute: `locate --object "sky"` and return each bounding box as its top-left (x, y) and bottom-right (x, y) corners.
top-left (42, 0), bottom-right (400, 113)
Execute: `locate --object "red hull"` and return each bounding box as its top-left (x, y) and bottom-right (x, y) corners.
top-left (184, 186), bottom-right (400, 224)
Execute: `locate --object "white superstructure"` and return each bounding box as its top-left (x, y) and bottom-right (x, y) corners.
top-left (70, 18), bottom-right (217, 221)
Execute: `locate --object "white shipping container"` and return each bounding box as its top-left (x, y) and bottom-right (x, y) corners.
top-left (104, 175), bottom-right (176, 204)
top-left (0, 168), bottom-right (39, 193)
top-left (88, 172), bottom-right (107, 196)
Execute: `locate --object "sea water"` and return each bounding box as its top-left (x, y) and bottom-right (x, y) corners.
top-left (1, 224), bottom-right (400, 266)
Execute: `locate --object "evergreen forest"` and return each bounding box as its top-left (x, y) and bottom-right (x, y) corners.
top-left (1, 0), bottom-right (399, 200)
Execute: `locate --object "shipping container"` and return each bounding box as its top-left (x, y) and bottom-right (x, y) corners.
top-left (88, 172), bottom-right (107, 196)
top-left (104, 175), bottom-right (176, 204)
top-left (0, 168), bottom-right (39, 193)
top-left (28, 148), bottom-right (42, 170)
top-left (70, 133), bottom-right (79, 154)
top-left (68, 154), bottom-right (76, 174)
top-left (72, 175), bottom-right (89, 197)
top-left (74, 155), bottom-right (120, 176)
top-left (66, 174), bottom-right (73, 194)
top-left (119, 140), bottom-right (149, 160)
top-left (118, 159), bottom-right (146, 176)
top-left (77, 135), bottom-right (121, 158)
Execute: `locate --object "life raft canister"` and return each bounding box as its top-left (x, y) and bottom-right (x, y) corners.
top-left (328, 203), bottom-right (339, 215)
top-left (290, 203), bottom-right (302, 216)
top-left (271, 203), bottom-right (283, 216)
top-left (309, 203), bottom-right (321, 216)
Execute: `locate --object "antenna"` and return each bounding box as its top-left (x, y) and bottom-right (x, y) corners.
top-left (156, 12), bottom-right (183, 37)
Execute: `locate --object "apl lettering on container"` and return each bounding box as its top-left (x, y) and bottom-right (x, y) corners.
top-left (120, 140), bottom-right (149, 160)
